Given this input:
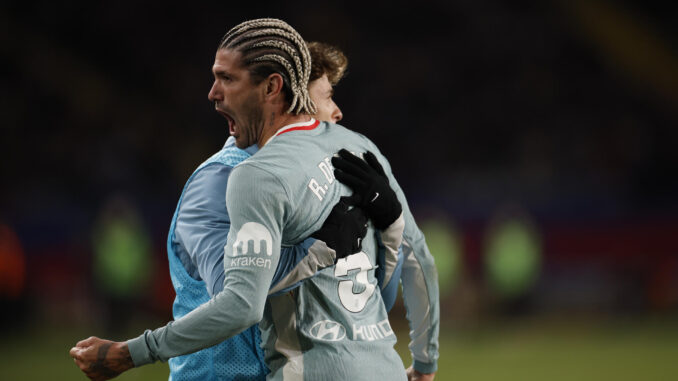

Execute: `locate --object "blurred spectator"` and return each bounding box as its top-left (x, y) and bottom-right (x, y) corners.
top-left (484, 204), bottom-right (542, 313)
top-left (91, 196), bottom-right (153, 334)
top-left (0, 222), bottom-right (27, 327)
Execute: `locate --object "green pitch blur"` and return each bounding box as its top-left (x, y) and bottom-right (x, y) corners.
top-left (1, 316), bottom-right (676, 381)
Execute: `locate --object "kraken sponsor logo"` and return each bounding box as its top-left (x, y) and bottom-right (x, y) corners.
top-left (230, 222), bottom-right (273, 269)
top-left (230, 256), bottom-right (272, 269)
top-left (308, 320), bottom-right (346, 342)
top-left (233, 222), bottom-right (273, 256)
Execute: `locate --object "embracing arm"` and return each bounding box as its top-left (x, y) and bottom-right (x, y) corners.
top-left (381, 159), bottom-right (439, 375)
top-left (377, 243), bottom-right (404, 311)
top-left (127, 164), bottom-right (284, 366)
top-left (176, 164), bottom-right (351, 298)
top-left (70, 162), bottom-right (369, 379)
top-left (69, 164), bottom-right (285, 381)
top-left (378, 158), bottom-right (439, 375)
top-left (332, 148), bottom-right (439, 375)
top-left (400, 204), bottom-right (439, 374)
top-left (331, 149), bottom-right (405, 297)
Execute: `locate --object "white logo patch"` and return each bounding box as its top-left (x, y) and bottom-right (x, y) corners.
top-left (308, 320), bottom-right (347, 342)
top-left (230, 222), bottom-right (273, 269)
top-left (233, 222), bottom-right (273, 256)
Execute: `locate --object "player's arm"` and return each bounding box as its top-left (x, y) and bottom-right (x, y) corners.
top-left (70, 167), bottom-right (369, 380)
top-left (270, 197), bottom-right (368, 295)
top-left (399, 198), bottom-right (439, 376)
top-left (71, 164), bottom-right (287, 379)
top-left (332, 149), bottom-right (405, 288)
top-left (332, 148), bottom-right (405, 310)
top-left (377, 154), bottom-right (439, 376)
top-left (333, 148), bottom-right (439, 376)
top-left (376, 242), bottom-right (404, 311)
top-left (127, 164), bottom-right (286, 364)
top-left (176, 164), bottom-right (365, 297)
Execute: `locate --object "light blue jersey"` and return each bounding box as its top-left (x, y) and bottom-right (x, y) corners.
top-left (166, 139), bottom-right (265, 380)
top-left (166, 138), bottom-right (319, 380)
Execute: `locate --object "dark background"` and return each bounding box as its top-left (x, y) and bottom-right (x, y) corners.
top-left (1, 1), bottom-right (677, 379)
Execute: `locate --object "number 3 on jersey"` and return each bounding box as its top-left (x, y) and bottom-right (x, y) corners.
top-left (335, 252), bottom-right (376, 312)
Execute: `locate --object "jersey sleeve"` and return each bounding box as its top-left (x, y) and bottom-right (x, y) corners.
top-left (127, 163), bottom-right (288, 366)
top-left (400, 205), bottom-right (439, 373)
top-left (373, 147), bottom-right (440, 374)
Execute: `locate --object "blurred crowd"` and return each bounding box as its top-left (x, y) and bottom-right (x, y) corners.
top-left (1, 0), bottom-right (677, 329)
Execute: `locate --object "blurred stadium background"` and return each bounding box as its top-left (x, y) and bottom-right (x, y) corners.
top-left (1, 1), bottom-right (677, 380)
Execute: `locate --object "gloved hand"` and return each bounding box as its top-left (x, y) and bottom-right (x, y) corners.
top-left (311, 196), bottom-right (368, 261)
top-left (332, 149), bottom-right (402, 230)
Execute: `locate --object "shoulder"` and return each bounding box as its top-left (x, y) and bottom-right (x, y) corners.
top-left (227, 162), bottom-right (290, 203)
top-left (331, 122), bottom-right (382, 153)
top-left (224, 162), bottom-right (290, 228)
top-left (183, 140), bottom-right (252, 195)
top-left (177, 164), bottom-right (234, 219)
top-left (198, 144), bottom-right (252, 170)
top-left (187, 164), bottom-right (233, 194)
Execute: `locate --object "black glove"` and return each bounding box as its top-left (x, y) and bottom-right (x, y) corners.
top-left (331, 149), bottom-right (402, 230)
top-left (311, 196), bottom-right (368, 261)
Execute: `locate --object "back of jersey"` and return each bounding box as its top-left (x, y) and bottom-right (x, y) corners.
top-left (230, 120), bottom-right (406, 381)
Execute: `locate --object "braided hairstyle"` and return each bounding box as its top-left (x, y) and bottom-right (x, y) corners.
top-left (219, 18), bottom-right (316, 115)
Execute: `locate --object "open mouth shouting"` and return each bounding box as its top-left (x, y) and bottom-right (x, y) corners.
top-left (216, 108), bottom-right (236, 136)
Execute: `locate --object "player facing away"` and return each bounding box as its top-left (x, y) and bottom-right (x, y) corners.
top-left (70, 18), bottom-right (439, 381)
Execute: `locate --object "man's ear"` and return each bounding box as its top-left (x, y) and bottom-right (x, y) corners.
top-left (264, 73), bottom-right (285, 100)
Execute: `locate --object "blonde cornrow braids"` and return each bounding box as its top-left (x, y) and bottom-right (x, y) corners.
top-left (219, 18), bottom-right (316, 115)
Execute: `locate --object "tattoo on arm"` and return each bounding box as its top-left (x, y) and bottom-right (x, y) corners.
top-left (88, 342), bottom-right (133, 378)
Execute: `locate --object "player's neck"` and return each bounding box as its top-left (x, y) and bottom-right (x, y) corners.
top-left (258, 113), bottom-right (311, 147)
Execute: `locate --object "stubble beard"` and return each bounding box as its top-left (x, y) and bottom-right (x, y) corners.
top-left (236, 93), bottom-right (265, 149)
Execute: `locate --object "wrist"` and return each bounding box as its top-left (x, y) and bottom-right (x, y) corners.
top-left (127, 333), bottom-right (154, 367)
top-left (112, 342), bottom-right (135, 372)
top-left (413, 359), bottom-right (437, 374)
top-left (369, 196), bottom-right (402, 230)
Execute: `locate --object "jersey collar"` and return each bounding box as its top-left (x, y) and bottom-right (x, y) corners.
top-left (273, 118), bottom-right (320, 137)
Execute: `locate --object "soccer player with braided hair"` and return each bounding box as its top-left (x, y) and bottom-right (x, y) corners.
top-left (152, 41), bottom-right (352, 381)
top-left (71, 18), bottom-right (439, 381)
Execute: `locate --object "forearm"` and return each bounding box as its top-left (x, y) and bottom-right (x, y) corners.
top-left (127, 285), bottom-right (263, 366)
top-left (379, 245), bottom-right (403, 311)
top-left (401, 225), bottom-right (440, 373)
top-left (389, 180), bottom-right (439, 372)
top-left (129, 164), bottom-right (285, 367)
top-left (377, 212), bottom-right (405, 287)
top-left (269, 239), bottom-right (335, 295)
top-left (374, 151), bottom-right (439, 371)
